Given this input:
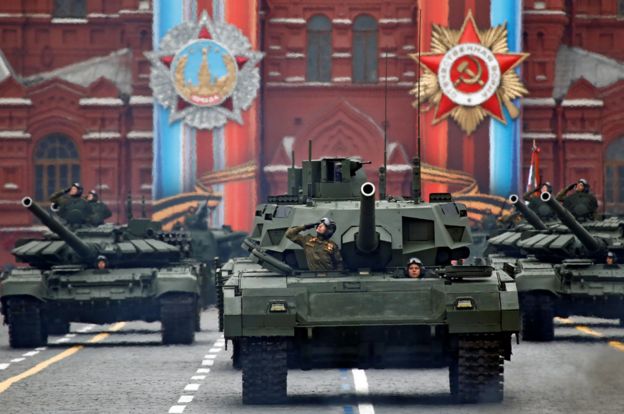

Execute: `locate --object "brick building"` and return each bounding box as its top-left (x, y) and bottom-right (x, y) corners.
top-left (0, 0), bottom-right (153, 264)
top-left (2, 0), bottom-right (624, 266)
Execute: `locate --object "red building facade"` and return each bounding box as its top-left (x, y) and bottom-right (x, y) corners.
top-left (2, 0), bottom-right (624, 266)
top-left (522, 0), bottom-right (624, 213)
top-left (0, 0), bottom-right (153, 264)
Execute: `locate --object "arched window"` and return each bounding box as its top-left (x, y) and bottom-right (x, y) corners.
top-left (306, 15), bottom-right (332, 82)
top-left (34, 134), bottom-right (80, 201)
top-left (619, 0), bottom-right (624, 16)
top-left (352, 15), bottom-right (378, 83)
top-left (604, 137), bottom-right (624, 214)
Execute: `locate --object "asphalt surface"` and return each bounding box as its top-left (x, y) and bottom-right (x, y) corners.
top-left (1, 310), bottom-right (624, 414)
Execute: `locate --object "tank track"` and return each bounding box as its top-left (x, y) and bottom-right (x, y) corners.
top-left (520, 293), bottom-right (555, 341)
top-left (216, 272), bottom-right (225, 332)
top-left (6, 297), bottom-right (48, 348)
top-left (450, 334), bottom-right (504, 403)
top-left (160, 293), bottom-right (196, 345)
top-left (241, 337), bottom-right (287, 404)
top-left (232, 338), bottom-right (241, 370)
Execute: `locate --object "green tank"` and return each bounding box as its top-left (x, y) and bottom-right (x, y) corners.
top-left (509, 191), bottom-right (624, 341)
top-left (218, 156), bottom-right (520, 404)
top-left (0, 197), bottom-right (208, 348)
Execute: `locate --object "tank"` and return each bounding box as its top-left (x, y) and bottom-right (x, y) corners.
top-left (218, 156), bottom-right (520, 404)
top-left (510, 191), bottom-right (624, 341)
top-left (0, 197), bottom-right (208, 348)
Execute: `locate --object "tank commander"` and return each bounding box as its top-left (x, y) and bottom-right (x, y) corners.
top-left (524, 182), bottom-right (556, 221)
top-left (86, 190), bottom-right (112, 226)
top-left (556, 178), bottom-right (598, 221)
top-left (49, 182), bottom-right (83, 207)
top-left (605, 251), bottom-right (619, 268)
top-left (286, 217), bottom-right (344, 271)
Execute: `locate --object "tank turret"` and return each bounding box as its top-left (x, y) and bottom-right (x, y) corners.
top-left (541, 192), bottom-right (606, 255)
top-left (509, 194), bottom-right (547, 230)
top-left (22, 197), bottom-right (96, 260)
top-left (14, 197), bottom-right (182, 269)
top-left (247, 156), bottom-right (472, 271)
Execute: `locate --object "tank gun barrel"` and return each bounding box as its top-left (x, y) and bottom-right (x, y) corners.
top-left (22, 197), bottom-right (96, 260)
top-left (355, 182), bottom-right (379, 253)
top-left (509, 194), bottom-right (547, 230)
top-left (541, 192), bottom-right (604, 253)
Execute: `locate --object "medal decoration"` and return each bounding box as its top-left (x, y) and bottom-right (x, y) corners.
top-left (146, 10), bottom-right (263, 130)
top-left (410, 12), bottom-right (529, 134)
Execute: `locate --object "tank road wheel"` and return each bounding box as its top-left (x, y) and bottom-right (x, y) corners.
top-left (520, 293), bottom-right (555, 342)
top-left (241, 337), bottom-right (287, 404)
top-left (47, 318), bottom-right (70, 336)
top-left (450, 335), bottom-right (504, 403)
top-left (6, 297), bottom-right (48, 349)
top-left (160, 293), bottom-right (196, 345)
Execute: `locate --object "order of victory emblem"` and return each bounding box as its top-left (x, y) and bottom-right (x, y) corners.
top-left (146, 11), bottom-right (263, 129)
top-left (410, 12), bottom-right (529, 134)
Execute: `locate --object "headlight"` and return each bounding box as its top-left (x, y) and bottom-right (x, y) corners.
top-left (455, 298), bottom-right (474, 310)
top-left (269, 301), bottom-right (288, 313)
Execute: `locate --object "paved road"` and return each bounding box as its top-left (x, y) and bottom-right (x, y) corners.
top-left (1, 311), bottom-right (623, 414)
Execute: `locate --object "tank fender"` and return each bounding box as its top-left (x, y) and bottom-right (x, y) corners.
top-left (154, 267), bottom-right (199, 298)
top-left (515, 272), bottom-right (559, 296)
top-left (0, 270), bottom-right (46, 305)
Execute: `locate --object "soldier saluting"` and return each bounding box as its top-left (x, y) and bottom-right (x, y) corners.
top-left (286, 217), bottom-right (343, 271)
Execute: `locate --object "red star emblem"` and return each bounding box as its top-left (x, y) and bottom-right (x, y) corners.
top-left (415, 12), bottom-right (528, 124)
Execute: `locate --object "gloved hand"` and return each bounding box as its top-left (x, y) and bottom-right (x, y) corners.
top-left (567, 183), bottom-right (576, 191)
top-left (63, 186), bottom-right (72, 194)
top-left (303, 223), bottom-right (318, 230)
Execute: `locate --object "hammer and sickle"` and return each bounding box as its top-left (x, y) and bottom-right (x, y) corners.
top-left (453, 56), bottom-right (485, 87)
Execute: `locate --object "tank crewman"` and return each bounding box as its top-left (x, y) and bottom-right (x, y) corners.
top-left (49, 182), bottom-right (83, 207)
top-left (86, 190), bottom-right (112, 226)
top-left (286, 217), bottom-right (344, 271)
top-left (96, 255), bottom-right (108, 271)
top-left (405, 257), bottom-right (428, 278)
top-left (605, 251), bottom-right (619, 268)
top-left (556, 178), bottom-right (598, 221)
top-left (524, 182), bottom-right (556, 221)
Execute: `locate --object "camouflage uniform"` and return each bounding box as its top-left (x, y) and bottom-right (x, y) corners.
top-left (286, 225), bottom-right (344, 271)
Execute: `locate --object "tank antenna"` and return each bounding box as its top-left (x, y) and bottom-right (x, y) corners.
top-left (380, 48), bottom-right (389, 200)
top-left (98, 116), bottom-right (103, 201)
top-left (412, 8), bottom-right (423, 202)
top-left (417, 9), bottom-right (422, 161)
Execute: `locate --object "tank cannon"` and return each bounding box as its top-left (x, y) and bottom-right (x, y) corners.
top-left (509, 194), bottom-right (547, 231)
top-left (22, 197), bottom-right (96, 260)
top-left (541, 192), bottom-right (606, 255)
top-left (355, 182), bottom-right (378, 253)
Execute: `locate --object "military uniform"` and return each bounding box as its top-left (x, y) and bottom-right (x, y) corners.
top-left (286, 225), bottom-right (344, 271)
top-left (87, 200), bottom-right (112, 226)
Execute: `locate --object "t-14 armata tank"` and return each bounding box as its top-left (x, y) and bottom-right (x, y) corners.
top-left (0, 197), bottom-right (208, 348)
top-left (218, 155), bottom-right (520, 404)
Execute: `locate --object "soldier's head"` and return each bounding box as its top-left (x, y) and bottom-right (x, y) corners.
top-left (406, 257), bottom-right (423, 278)
top-left (69, 182), bottom-right (83, 197)
top-left (87, 190), bottom-right (98, 202)
top-left (96, 255), bottom-right (108, 270)
top-left (316, 217), bottom-right (337, 239)
top-left (576, 178), bottom-right (589, 193)
top-left (540, 181), bottom-right (552, 194)
top-left (606, 251), bottom-right (617, 265)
